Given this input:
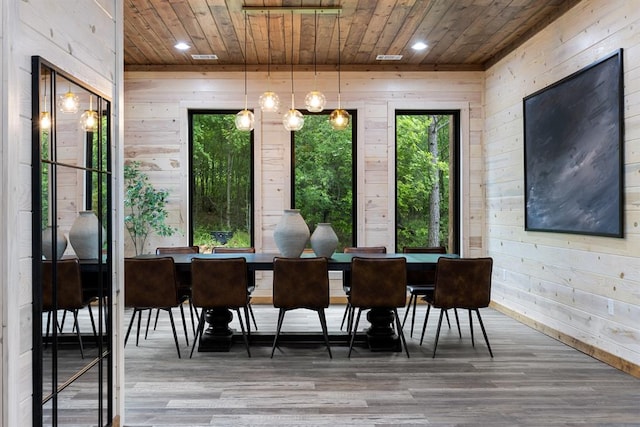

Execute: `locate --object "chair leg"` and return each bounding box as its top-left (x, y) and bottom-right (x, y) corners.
top-left (474, 309), bottom-right (493, 357)
top-left (401, 293), bottom-right (414, 328)
top-left (86, 304), bottom-right (99, 347)
top-left (144, 309), bottom-right (152, 339)
top-left (454, 308), bottom-right (462, 338)
top-left (347, 309), bottom-right (363, 358)
top-left (393, 308), bottom-right (409, 358)
top-left (44, 311), bottom-right (52, 349)
top-left (340, 303), bottom-right (350, 330)
top-left (179, 303), bottom-right (189, 346)
top-left (317, 308), bottom-right (332, 358)
top-left (271, 308), bottom-right (286, 358)
top-left (189, 309), bottom-right (206, 359)
top-left (234, 308), bottom-right (251, 358)
top-left (243, 305), bottom-right (251, 337)
top-left (419, 304), bottom-right (432, 345)
top-left (247, 301), bottom-right (258, 330)
top-left (124, 308), bottom-right (139, 347)
top-left (72, 310), bottom-right (85, 359)
top-left (469, 309), bottom-right (475, 347)
top-left (153, 308), bottom-right (160, 330)
top-left (188, 297), bottom-right (197, 335)
top-left (166, 308), bottom-right (181, 359)
top-left (432, 309), bottom-right (446, 358)
top-left (135, 308), bottom-right (143, 346)
top-left (346, 305), bottom-right (355, 333)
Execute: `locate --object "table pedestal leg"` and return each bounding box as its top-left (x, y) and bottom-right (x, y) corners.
top-left (197, 308), bottom-right (233, 352)
top-left (365, 308), bottom-right (401, 351)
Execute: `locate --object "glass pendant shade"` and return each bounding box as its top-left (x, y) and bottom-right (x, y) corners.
top-left (40, 111), bottom-right (52, 130)
top-left (329, 108), bottom-right (350, 130)
top-left (259, 91), bottom-right (280, 112)
top-left (304, 90), bottom-right (326, 112)
top-left (235, 109), bottom-right (255, 131)
top-left (81, 109), bottom-right (99, 132)
top-left (283, 108), bottom-right (304, 131)
top-left (58, 90), bottom-right (79, 113)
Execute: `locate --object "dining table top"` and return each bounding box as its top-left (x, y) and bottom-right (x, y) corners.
top-left (136, 252), bottom-right (458, 271)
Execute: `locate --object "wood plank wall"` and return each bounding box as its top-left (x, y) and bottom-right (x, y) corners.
top-left (484, 0), bottom-right (640, 371)
top-left (123, 70), bottom-right (485, 298)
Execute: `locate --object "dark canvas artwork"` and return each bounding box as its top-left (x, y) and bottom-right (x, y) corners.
top-left (523, 50), bottom-right (624, 237)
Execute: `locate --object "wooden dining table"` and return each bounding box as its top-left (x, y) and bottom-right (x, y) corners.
top-left (139, 252), bottom-right (458, 353)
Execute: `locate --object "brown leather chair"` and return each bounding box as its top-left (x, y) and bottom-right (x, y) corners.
top-left (189, 257), bottom-right (251, 358)
top-left (212, 247), bottom-right (258, 331)
top-left (154, 246), bottom-right (199, 337)
top-left (42, 259), bottom-right (97, 359)
top-left (348, 256), bottom-right (409, 357)
top-left (419, 257), bottom-right (494, 358)
top-left (124, 257), bottom-right (186, 358)
top-left (340, 246), bottom-right (387, 332)
top-left (271, 257), bottom-right (332, 358)
top-left (401, 246), bottom-right (460, 338)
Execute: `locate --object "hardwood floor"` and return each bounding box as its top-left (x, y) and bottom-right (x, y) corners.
top-left (123, 304), bottom-right (640, 426)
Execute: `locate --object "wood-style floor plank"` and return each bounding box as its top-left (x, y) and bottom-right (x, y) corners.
top-left (120, 305), bottom-right (640, 426)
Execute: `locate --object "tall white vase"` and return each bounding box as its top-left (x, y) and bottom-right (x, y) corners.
top-left (69, 211), bottom-right (104, 259)
top-left (42, 226), bottom-right (67, 260)
top-left (273, 209), bottom-right (310, 257)
top-left (310, 223), bottom-right (339, 258)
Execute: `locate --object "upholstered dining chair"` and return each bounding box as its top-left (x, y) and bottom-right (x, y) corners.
top-left (419, 257), bottom-right (494, 358)
top-left (340, 246), bottom-right (387, 332)
top-left (42, 258), bottom-right (97, 359)
top-left (124, 257), bottom-right (186, 358)
top-left (189, 257), bottom-right (251, 358)
top-left (212, 247), bottom-right (258, 331)
top-left (401, 246), bottom-right (461, 338)
top-left (153, 246), bottom-right (199, 337)
top-left (347, 256), bottom-right (409, 358)
top-left (271, 257), bottom-right (332, 358)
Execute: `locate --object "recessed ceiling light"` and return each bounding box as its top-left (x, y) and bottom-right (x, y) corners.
top-left (174, 42), bottom-right (190, 51)
top-left (412, 42), bottom-right (428, 51)
top-left (192, 54), bottom-right (218, 60)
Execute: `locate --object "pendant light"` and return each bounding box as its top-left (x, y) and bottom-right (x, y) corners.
top-left (304, 11), bottom-right (326, 112)
top-left (283, 10), bottom-right (304, 131)
top-left (258, 11), bottom-right (280, 112)
top-left (57, 82), bottom-right (79, 114)
top-left (81, 94), bottom-right (99, 132)
top-left (40, 73), bottom-right (51, 130)
top-left (329, 12), bottom-right (350, 130)
top-left (236, 10), bottom-right (255, 131)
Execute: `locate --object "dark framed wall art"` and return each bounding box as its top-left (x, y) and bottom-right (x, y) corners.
top-left (523, 49), bottom-right (624, 237)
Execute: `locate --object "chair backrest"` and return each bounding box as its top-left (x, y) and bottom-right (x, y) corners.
top-left (212, 247), bottom-right (255, 253)
top-left (343, 246), bottom-right (387, 254)
top-left (124, 257), bottom-right (179, 308)
top-left (402, 246), bottom-right (446, 286)
top-left (156, 246), bottom-right (199, 255)
top-left (191, 258), bottom-right (248, 308)
top-left (272, 257), bottom-right (329, 309)
top-left (433, 257), bottom-right (493, 309)
top-left (349, 257), bottom-right (407, 308)
top-left (42, 259), bottom-right (85, 311)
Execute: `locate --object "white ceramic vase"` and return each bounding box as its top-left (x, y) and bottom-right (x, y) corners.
top-left (310, 223), bottom-right (339, 258)
top-left (69, 211), bottom-right (105, 259)
top-left (42, 226), bottom-right (67, 260)
top-left (273, 209), bottom-right (310, 257)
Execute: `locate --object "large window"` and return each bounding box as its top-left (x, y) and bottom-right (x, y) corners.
top-left (189, 111), bottom-right (254, 250)
top-left (395, 111), bottom-right (459, 253)
top-left (292, 112), bottom-right (356, 250)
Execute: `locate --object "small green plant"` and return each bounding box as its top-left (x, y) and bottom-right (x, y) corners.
top-left (124, 161), bottom-right (177, 255)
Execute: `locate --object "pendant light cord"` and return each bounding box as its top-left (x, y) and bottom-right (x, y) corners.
top-left (337, 12), bottom-right (342, 107)
top-left (290, 10), bottom-right (294, 105)
top-left (244, 10), bottom-right (248, 108)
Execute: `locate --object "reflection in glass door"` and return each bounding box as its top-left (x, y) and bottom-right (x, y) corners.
top-left (32, 57), bottom-right (113, 427)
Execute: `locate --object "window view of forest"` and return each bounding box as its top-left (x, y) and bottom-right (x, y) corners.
top-left (293, 113), bottom-right (354, 251)
top-left (191, 112), bottom-right (252, 251)
top-left (396, 113), bottom-right (453, 251)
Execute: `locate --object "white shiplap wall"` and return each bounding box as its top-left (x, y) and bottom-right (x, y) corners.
top-left (0, 0), bottom-right (118, 425)
top-left (124, 70), bottom-right (485, 298)
top-left (485, 0), bottom-right (640, 370)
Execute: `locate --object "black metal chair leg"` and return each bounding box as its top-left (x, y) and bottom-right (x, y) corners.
top-left (340, 303), bottom-right (350, 330)
top-left (454, 308), bottom-right (462, 338)
top-left (419, 304), bottom-right (432, 345)
top-left (317, 308), bottom-right (332, 358)
top-left (167, 308), bottom-right (181, 358)
top-left (72, 310), bottom-right (85, 359)
top-left (189, 311), bottom-right (206, 358)
top-left (401, 294), bottom-right (414, 327)
top-left (247, 301), bottom-right (258, 330)
top-left (135, 308), bottom-right (143, 346)
top-left (469, 309), bottom-right (475, 347)
top-left (347, 309), bottom-right (363, 358)
top-left (234, 308), bottom-right (251, 357)
top-left (124, 308), bottom-right (139, 347)
top-left (271, 309), bottom-right (286, 358)
top-left (432, 309), bottom-right (445, 358)
top-left (393, 308), bottom-right (409, 358)
top-left (474, 309), bottom-right (493, 357)
top-left (179, 303), bottom-right (189, 346)
top-left (144, 309), bottom-right (152, 339)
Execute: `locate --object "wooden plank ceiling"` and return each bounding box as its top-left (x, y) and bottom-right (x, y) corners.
top-left (124, 0), bottom-right (582, 72)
